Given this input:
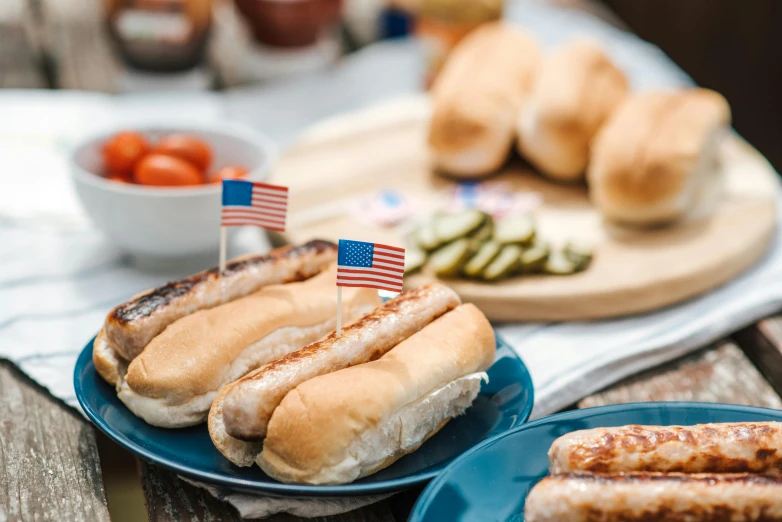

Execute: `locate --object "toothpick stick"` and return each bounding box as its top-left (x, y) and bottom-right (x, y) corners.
top-left (218, 226), bottom-right (227, 274)
top-left (336, 286), bottom-right (343, 336)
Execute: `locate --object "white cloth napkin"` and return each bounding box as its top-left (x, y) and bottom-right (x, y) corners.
top-left (180, 478), bottom-right (395, 519)
top-left (1, 1), bottom-right (780, 518)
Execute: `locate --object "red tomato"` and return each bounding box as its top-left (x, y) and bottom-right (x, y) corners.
top-left (153, 134), bottom-right (213, 171)
top-left (102, 132), bottom-right (149, 176)
top-left (134, 154), bottom-right (203, 187)
top-left (105, 172), bottom-right (133, 184)
top-left (210, 165), bottom-right (249, 183)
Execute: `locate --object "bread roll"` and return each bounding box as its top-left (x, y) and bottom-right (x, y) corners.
top-left (428, 22), bottom-right (540, 178)
top-left (517, 39), bottom-right (627, 180)
top-left (106, 265), bottom-right (379, 428)
top-left (588, 89), bottom-right (731, 225)
top-left (257, 303), bottom-right (495, 484)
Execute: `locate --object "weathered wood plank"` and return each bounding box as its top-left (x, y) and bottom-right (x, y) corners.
top-left (140, 460), bottom-right (243, 522)
top-left (140, 461), bottom-right (396, 522)
top-left (0, 0), bottom-right (47, 88)
top-left (579, 341), bottom-right (782, 408)
top-left (0, 361), bottom-right (111, 522)
top-left (734, 315), bottom-right (782, 395)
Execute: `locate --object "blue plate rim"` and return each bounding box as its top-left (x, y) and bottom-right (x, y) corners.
top-left (409, 401), bottom-right (782, 521)
top-left (74, 333), bottom-right (535, 496)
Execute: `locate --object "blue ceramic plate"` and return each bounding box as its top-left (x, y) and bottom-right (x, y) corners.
top-left (74, 335), bottom-right (533, 496)
top-left (411, 402), bottom-right (782, 522)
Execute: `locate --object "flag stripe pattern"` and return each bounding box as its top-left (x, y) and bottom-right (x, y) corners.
top-left (337, 240), bottom-right (405, 292)
top-left (221, 180), bottom-right (288, 232)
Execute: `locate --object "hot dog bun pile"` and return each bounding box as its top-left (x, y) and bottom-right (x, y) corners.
top-left (526, 422), bottom-right (782, 521)
top-left (93, 240), bottom-right (380, 428)
top-left (428, 23), bottom-right (731, 227)
top-left (209, 284), bottom-right (496, 484)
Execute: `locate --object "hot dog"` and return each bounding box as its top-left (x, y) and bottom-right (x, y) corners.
top-left (548, 422), bottom-right (782, 475)
top-left (95, 264), bottom-right (379, 427)
top-left (208, 283), bottom-right (463, 466)
top-left (525, 473), bottom-right (782, 522)
top-left (102, 239), bottom-right (338, 364)
top-left (258, 303), bottom-right (495, 484)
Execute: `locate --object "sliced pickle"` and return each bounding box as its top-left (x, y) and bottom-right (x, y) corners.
top-left (428, 239), bottom-right (472, 278)
top-left (416, 222), bottom-right (442, 251)
top-left (564, 241), bottom-right (594, 271)
top-left (493, 214), bottom-right (535, 245)
top-left (543, 249), bottom-right (577, 275)
top-left (404, 248), bottom-right (427, 275)
top-left (469, 218), bottom-right (494, 243)
top-left (520, 241), bottom-right (550, 273)
top-left (434, 209), bottom-right (487, 244)
top-left (463, 241), bottom-right (501, 278)
top-left (482, 245), bottom-right (523, 282)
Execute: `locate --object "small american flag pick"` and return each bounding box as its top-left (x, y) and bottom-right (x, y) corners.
top-left (221, 179), bottom-right (288, 232)
top-left (336, 240), bottom-right (405, 293)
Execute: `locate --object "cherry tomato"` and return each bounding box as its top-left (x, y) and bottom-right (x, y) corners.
top-left (105, 172), bottom-right (133, 184)
top-left (134, 154), bottom-right (203, 187)
top-left (102, 131), bottom-right (149, 176)
top-left (210, 165), bottom-right (249, 183)
top-left (153, 134), bottom-right (212, 171)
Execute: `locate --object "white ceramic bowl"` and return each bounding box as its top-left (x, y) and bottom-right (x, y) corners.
top-left (71, 121), bottom-right (276, 261)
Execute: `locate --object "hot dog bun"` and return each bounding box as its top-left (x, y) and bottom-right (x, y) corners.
top-left (428, 22), bottom-right (540, 178)
top-left (99, 265), bottom-right (379, 428)
top-left (102, 240), bottom-right (338, 363)
top-left (208, 283), bottom-right (462, 467)
top-left (587, 89), bottom-right (731, 225)
top-left (517, 39), bottom-right (627, 181)
top-left (257, 303), bottom-right (495, 484)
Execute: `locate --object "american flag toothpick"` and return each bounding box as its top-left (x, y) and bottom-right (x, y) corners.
top-left (335, 239), bottom-right (405, 335)
top-left (219, 179), bottom-right (289, 273)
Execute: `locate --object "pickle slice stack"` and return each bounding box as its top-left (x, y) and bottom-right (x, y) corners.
top-left (406, 209), bottom-right (593, 283)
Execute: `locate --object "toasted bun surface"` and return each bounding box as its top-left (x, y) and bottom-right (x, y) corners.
top-left (518, 39), bottom-right (627, 180)
top-left (93, 329), bottom-right (124, 388)
top-left (428, 22), bottom-right (540, 177)
top-left (257, 303), bottom-right (495, 484)
top-left (587, 89), bottom-right (731, 225)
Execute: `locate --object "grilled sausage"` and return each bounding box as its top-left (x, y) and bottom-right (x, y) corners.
top-left (218, 283), bottom-right (463, 442)
top-left (525, 472), bottom-right (782, 522)
top-left (549, 423), bottom-right (782, 475)
top-left (103, 239), bottom-right (337, 362)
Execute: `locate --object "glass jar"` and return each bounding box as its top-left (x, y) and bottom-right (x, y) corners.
top-left (105, 0), bottom-right (213, 72)
top-left (415, 0), bottom-right (503, 87)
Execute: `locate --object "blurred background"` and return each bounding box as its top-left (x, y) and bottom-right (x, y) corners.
top-left (1, 0), bottom-right (780, 170)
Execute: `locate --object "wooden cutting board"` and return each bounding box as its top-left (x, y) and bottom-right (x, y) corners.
top-left (271, 96), bottom-right (778, 321)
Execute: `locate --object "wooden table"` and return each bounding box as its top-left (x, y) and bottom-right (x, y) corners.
top-left (5, 319), bottom-right (782, 521)
top-left (3, 0), bottom-right (782, 521)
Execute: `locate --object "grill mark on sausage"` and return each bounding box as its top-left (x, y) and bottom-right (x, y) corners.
top-left (109, 239), bottom-right (336, 323)
top-left (251, 284), bottom-right (453, 375)
top-left (565, 423), bottom-right (782, 474)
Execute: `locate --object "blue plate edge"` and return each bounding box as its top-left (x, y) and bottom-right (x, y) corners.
top-left (74, 333), bottom-right (535, 497)
top-left (408, 401), bottom-right (782, 521)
